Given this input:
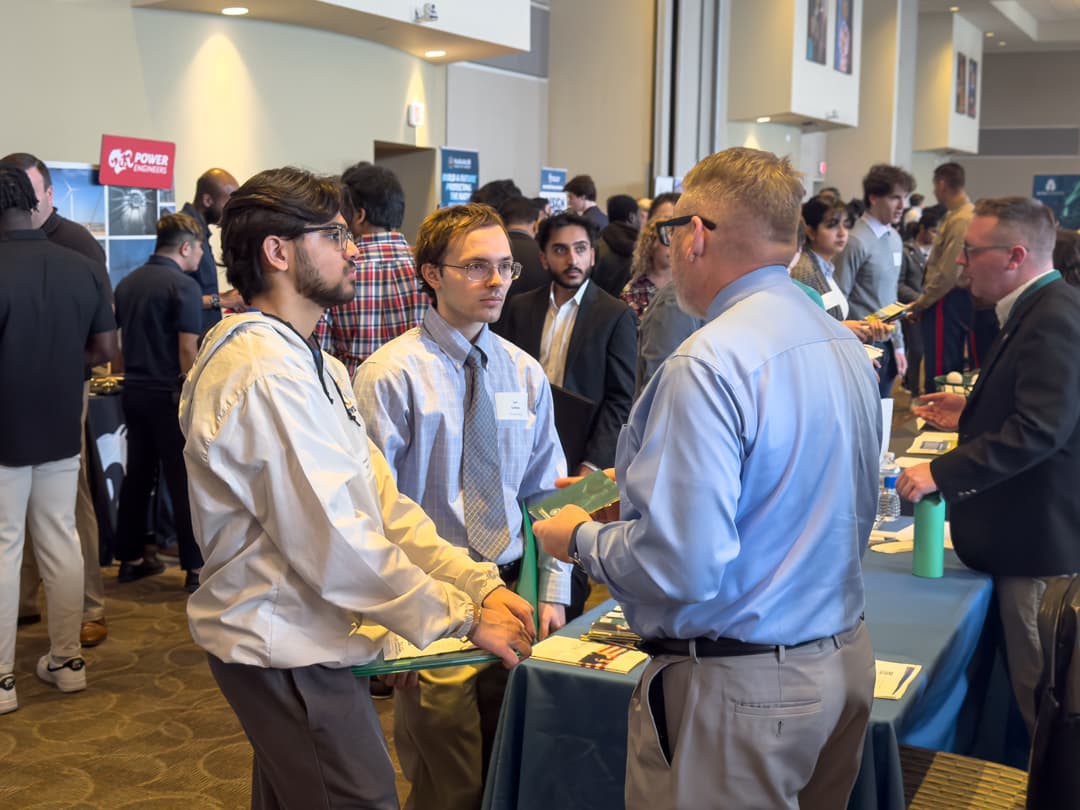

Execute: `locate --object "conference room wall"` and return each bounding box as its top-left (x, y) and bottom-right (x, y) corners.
top-left (447, 63), bottom-right (549, 195)
top-left (547, 0), bottom-right (656, 199)
top-left (955, 50), bottom-right (1080, 201)
top-left (3, 2), bottom-right (447, 210)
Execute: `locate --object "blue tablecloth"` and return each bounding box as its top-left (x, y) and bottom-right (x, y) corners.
top-left (482, 547), bottom-right (998, 810)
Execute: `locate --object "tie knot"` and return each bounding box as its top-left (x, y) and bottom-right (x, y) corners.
top-left (465, 346), bottom-right (485, 369)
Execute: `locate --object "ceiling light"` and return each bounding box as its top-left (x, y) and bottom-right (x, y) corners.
top-left (222, 6), bottom-right (249, 15)
top-left (424, 49), bottom-right (447, 58)
top-left (985, 31), bottom-right (994, 37)
top-left (949, 5), bottom-right (959, 11)
top-left (756, 116), bottom-right (771, 123)
top-left (999, 40), bottom-right (1007, 46)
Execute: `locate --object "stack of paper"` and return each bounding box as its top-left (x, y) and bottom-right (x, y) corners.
top-left (870, 521), bottom-right (953, 552)
top-left (531, 636), bottom-right (649, 674)
top-left (583, 605), bottom-right (641, 647)
top-left (906, 432), bottom-right (958, 455)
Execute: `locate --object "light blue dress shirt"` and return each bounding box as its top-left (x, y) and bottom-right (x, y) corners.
top-left (355, 308), bottom-right (572, 604)
top-left (576, 265), bottom-right (882, 643)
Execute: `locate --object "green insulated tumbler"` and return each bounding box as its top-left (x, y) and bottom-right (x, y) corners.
top-left (913, 493), bottom-right (945, 578)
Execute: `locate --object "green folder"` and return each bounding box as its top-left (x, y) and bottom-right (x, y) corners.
top-left (352, 505), bottom-right (539, 677)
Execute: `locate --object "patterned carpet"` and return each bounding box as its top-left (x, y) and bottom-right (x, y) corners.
top-left (0, 562), bottom-right (406, 809)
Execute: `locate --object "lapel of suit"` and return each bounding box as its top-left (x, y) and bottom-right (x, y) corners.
top-left (964, 281), bottom-right (1054, 414)
top-left (563, 282), bottom-right (597, 384)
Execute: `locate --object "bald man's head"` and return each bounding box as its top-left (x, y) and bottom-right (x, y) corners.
top-left (195, 168), bottom-right (239, 225)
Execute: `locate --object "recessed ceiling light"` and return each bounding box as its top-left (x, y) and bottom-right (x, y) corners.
top-left (424, 49), bottom-right (447, 58)
top-left (949, 5), bottom-right (959, 11)
top-left (998, 40), bottom-right (1007, 46)
top-left (756, 116), bottom-right (772, 123)
top-left (222, 6), bottom-right (249, 15)
top-left (985, 31), bottom-right (994, 37)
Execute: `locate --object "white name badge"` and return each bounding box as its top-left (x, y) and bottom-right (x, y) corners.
top-left (495, 392), bottom-right (528, 421)
top-left (893, 251), bottom-right (902, 267)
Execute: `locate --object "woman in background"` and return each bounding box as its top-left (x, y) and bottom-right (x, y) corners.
top-left (620, 220), bottom-right (671, 318)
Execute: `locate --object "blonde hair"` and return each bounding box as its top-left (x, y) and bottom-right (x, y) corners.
top-left (629, 220), bottom-right (662, 284)
top-left (680, 147), bottom-right (804, 249)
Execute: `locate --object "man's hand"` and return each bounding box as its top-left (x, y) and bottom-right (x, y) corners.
top-left (895, 349), bottom-right (908, 377)
top-left (533, 504), bottom-right (591, 563)
top-left (378, 672), bottom-right (419, 689)
top-left (483, 587), bottom-right (536, 642)
top-left (220, 288), bottom-right (246, 312)
top-left (471, 605), bottom-right (534, 668)
top-left (912, 392), bottom-right (966, 430)
top-left (537, 601), bottom-right (567, 640)
top-left (896, 463), bottom-right (939, 503)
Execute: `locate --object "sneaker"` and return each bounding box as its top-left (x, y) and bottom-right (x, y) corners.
top-left (184, 570), bottom-right (200, 594)
top-left (36, 655), bottom-right (87, 693)
top-left (0, 673), bottom-right (16, 714)
top-left (117, 557), bottom-right (165, 583)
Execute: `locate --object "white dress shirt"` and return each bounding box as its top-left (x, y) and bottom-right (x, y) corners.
top-left (539, 280), bottom-right (590, 387)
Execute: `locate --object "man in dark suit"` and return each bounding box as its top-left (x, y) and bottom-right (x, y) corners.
top-left (898, 196), bottom-right (1080, 736)
top-left (497, 196), bottom-right (547, 299)
top-left (496, 212), bottom-right (636, 618)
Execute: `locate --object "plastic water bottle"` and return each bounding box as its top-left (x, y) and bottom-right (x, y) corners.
top-left (877, 453), bottom-right (901, 522)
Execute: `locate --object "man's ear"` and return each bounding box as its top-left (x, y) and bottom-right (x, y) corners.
top-left (261, 235), bottom-right (291, 274)
top-left (420, 262), bottom-right (442, 291)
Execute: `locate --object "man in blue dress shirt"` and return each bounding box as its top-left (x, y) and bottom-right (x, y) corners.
top-left (535, 147), bottom-right (883, 810)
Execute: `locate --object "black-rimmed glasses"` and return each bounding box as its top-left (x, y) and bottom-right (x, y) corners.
top-left (962, 242), bottom-right (1018, 262)
top-left (655, 215), bottom-right (718, 246)
top-left (300, 224), bottom-right (356, 251)
top-left (440, 260), bottom-right (523, 282)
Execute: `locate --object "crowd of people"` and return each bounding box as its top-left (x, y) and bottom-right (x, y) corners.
top-left (2, 144), bottom-right (1080, 809)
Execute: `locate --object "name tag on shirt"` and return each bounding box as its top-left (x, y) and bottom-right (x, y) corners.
top-left (893, 252), bottom-right (902, 267)
top-left (821, 289), bottom-right (845, 312)
top-left (494, 392), bottom-right (528, 421)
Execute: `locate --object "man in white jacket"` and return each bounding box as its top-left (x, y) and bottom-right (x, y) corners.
top-left (179, 166), bottom-right (534, 810)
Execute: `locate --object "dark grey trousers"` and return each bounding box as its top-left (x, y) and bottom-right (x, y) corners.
top-left (207, 655), bottom-right (398, 810)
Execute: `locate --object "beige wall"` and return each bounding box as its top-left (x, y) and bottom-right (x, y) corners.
top-left (3, 2), bottom-right (447, 202)
top-left (547, 0), bottom-right (655, 200)
top-left (961, 51), bottom-right (1080, 201)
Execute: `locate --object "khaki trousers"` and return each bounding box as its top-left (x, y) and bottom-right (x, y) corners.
top-left (995, 575), bottom-right (1067, 736)
top-left (625, 621), bottom-right (874, 810)
top-left (394, 662), bottom-right (508, 810)
top-left (20, 383), bottom-right (105, 622)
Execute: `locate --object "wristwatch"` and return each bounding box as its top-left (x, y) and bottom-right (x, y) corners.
top-left (569, 523), bottom-right (584, 566)
top-left (209, 292), bottom-right (221, 310)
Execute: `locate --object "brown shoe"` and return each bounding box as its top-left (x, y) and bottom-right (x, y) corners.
top-left (80, 619), bottom-right (107, 647)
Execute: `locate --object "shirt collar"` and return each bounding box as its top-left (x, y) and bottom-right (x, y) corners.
top-left (420, 306), bottom-right (493, 369)
top-left (0, 228), bottom-right (48, 241)
top-left (146, 253), bottom-right (185, 273)
top-left (861, 212), bottom-right (892, 239)
top-left (548, 278), bottom-right (590, 309)
top-left (809, 250), bottom-right (835, 278)
top-left (706, 265), bottom-right (790, 321)
top-left (995, 269), bottom-right (1057, 326)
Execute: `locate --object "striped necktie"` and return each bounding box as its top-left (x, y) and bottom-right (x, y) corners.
top-left (462, 346), bottom-right (510, 561)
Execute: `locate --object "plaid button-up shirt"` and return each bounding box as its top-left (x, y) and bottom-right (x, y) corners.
top-left (316, 231), bottom-right (428, 376)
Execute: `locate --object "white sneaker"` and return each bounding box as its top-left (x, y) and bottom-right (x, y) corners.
top-left (35, 655), bottom-right (87, 693)
top-left (0, 673), bottom-right (15, 714)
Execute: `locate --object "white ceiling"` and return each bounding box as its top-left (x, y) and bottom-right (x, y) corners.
top-left (129, 0), bottom-right (522, 63)
top-left (921, 0), bottom-right (1080, 51)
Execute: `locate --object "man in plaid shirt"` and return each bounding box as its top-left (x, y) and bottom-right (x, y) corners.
top-left (317, 163), bottom-right (427, 375)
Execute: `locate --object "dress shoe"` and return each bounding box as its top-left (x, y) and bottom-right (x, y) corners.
top-left (118, 557), bottom-right (165, 583)
top-left (184, 570), bottom-right (200, 594)
top-left (16, 613), bottom-right (41, 627)
top-left (80, 619), bottom-right (107, 647)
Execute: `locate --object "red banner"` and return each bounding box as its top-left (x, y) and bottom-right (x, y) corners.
top-left (98, 134), bottom-right (175, 190)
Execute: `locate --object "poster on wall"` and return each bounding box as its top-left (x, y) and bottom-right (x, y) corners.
top-left (967, 59), bottom-right (978, 118)
top-left (955, 53), bottom-right (967, 114)
top-left (807, 0), bottom-right (828, 65)
top-left (1033, 175), bottom-right (1080, 230)
top-left (439, 147), bottom-right (479, 208)
top-left (834, 0), bottom-right (853, 74)
top-left (539, 166), bottom-right (568, 215)
top-left (47, 161), bottom-right (175, 286)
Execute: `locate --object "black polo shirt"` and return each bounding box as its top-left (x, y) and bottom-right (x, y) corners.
top-left (0, 230), bottom-right (116, 466)
top-left (181, 202), bottom-right (220, 331)
top-left (114, 254), bottom-right (203, 392)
